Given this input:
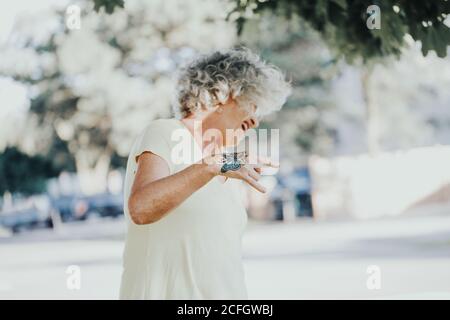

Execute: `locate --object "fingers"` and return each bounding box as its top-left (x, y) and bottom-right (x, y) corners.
top-left (220, 165), bottom-right (266, 193)
top-left (257, 156), bottom-right (279, 168)
top-left (240, 168), bottom-right (266, 193)
top-left (246, 165), bottom-right (261, 181)
top-left (243, 154), bottom-right (279, 168)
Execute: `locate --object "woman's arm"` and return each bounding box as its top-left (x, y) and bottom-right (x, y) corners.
top-left (128, 151), bottom-right (268, 225)
top-left (128, 152), bottom-right (217, 225)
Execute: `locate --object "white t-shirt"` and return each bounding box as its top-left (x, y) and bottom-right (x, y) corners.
top-left (119, 118), bottom-right (248, 299)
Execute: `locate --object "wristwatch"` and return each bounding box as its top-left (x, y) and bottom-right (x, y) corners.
top-left (220, 151), bottom-right (247, 173)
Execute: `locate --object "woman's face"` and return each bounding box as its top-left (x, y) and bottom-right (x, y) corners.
top-left (217, 98), bottom-right (259, 147)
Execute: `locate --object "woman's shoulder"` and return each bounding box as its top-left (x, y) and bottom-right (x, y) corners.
top-left (141, 118), bottom-right (181, 138)
top-left (146, 117), bottom-right (180, 129)
top-left (130, 118), bottom-right (182, 170)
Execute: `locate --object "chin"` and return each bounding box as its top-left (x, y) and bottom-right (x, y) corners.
top-left (224, 136), bottom-right (246, 149)
top-left (221, 126), bottom-right (246, 148)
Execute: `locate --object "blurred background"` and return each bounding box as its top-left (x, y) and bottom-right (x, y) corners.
top-left (1, 0), bottom-right (450, 299)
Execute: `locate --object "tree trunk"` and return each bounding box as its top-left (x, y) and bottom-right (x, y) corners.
top-left (361, 65), bottom-right (380, 155)
top-left (75, 150), bottom-right (111, 195)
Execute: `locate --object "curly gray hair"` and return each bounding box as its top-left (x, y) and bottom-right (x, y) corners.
top-left (173, 47), bottom-right (291, 119)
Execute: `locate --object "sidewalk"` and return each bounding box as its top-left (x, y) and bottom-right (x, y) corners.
top-left (1, 213), bottom-right (450, 299)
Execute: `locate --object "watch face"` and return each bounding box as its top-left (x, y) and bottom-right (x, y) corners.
top-left (218, 151), bottom-right (246, 173)
top-left (220, 162), bottom-right (242, 173)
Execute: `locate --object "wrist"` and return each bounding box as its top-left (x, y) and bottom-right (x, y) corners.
top-left (205, 163), bottom-right (221, 177)
top-left (195, 160), bottom-right (220, 178)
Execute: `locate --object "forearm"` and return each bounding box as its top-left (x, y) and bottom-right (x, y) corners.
top-left (128, 162), bottom-right (217, 225)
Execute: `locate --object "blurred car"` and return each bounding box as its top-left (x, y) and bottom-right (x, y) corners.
top-left (51, 193), bottom-right (123, 221)
top-left (50, 195), bottom-right (86, 222)
top-left (0, 207), bottom-right (52, 233)
top-left (0, 193), bottom-right (124, 234)
top-left (290, 167), bottom-right (313, 218)
top-left (272, 167), bottom-right (313, 220)
top-left (79, 193), bottom-right (123, 219)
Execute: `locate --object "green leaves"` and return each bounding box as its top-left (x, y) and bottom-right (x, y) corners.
top-left (0, 147), bottom-right (59, 195)
top-left (93, 0), bottom-right (124, 14)
top-left (231, 0), bottom-right (450, 62)
top-left (331, 0), bottom-right (347, 10)
top-left (92, 0), bottom-right (450, 61)
top-left (422, 24), bottom-right (450, 57)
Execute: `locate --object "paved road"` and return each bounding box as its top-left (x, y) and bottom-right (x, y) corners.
top-left (1, 212), bottom-right (450, 299)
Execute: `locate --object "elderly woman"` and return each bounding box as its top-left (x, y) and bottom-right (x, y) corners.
top-left (119, 47), bottom-right (291, 299)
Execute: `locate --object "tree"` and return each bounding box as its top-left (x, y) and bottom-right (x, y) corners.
top-left (0, 0), bottom-right (235, 194)
top-left (0, 147), bottom-right (58, 195)
top-left (238, 11), bottom-right (339, 160)
top-left (93, 0), bottom-right (125, 13)
top-left (94, 0), bottom-right (450, 155)
top-left (94, 0), bottom-right (450, 59)
top-left (366, 42), bottom-right (450, 150)
top-left (230, 0), bottom-right (450, 61)
top-left (232, 0), bottom-right (450, 154)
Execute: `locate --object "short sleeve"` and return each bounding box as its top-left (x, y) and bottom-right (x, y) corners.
top-left (132, 123), bottom-right (173, 173)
